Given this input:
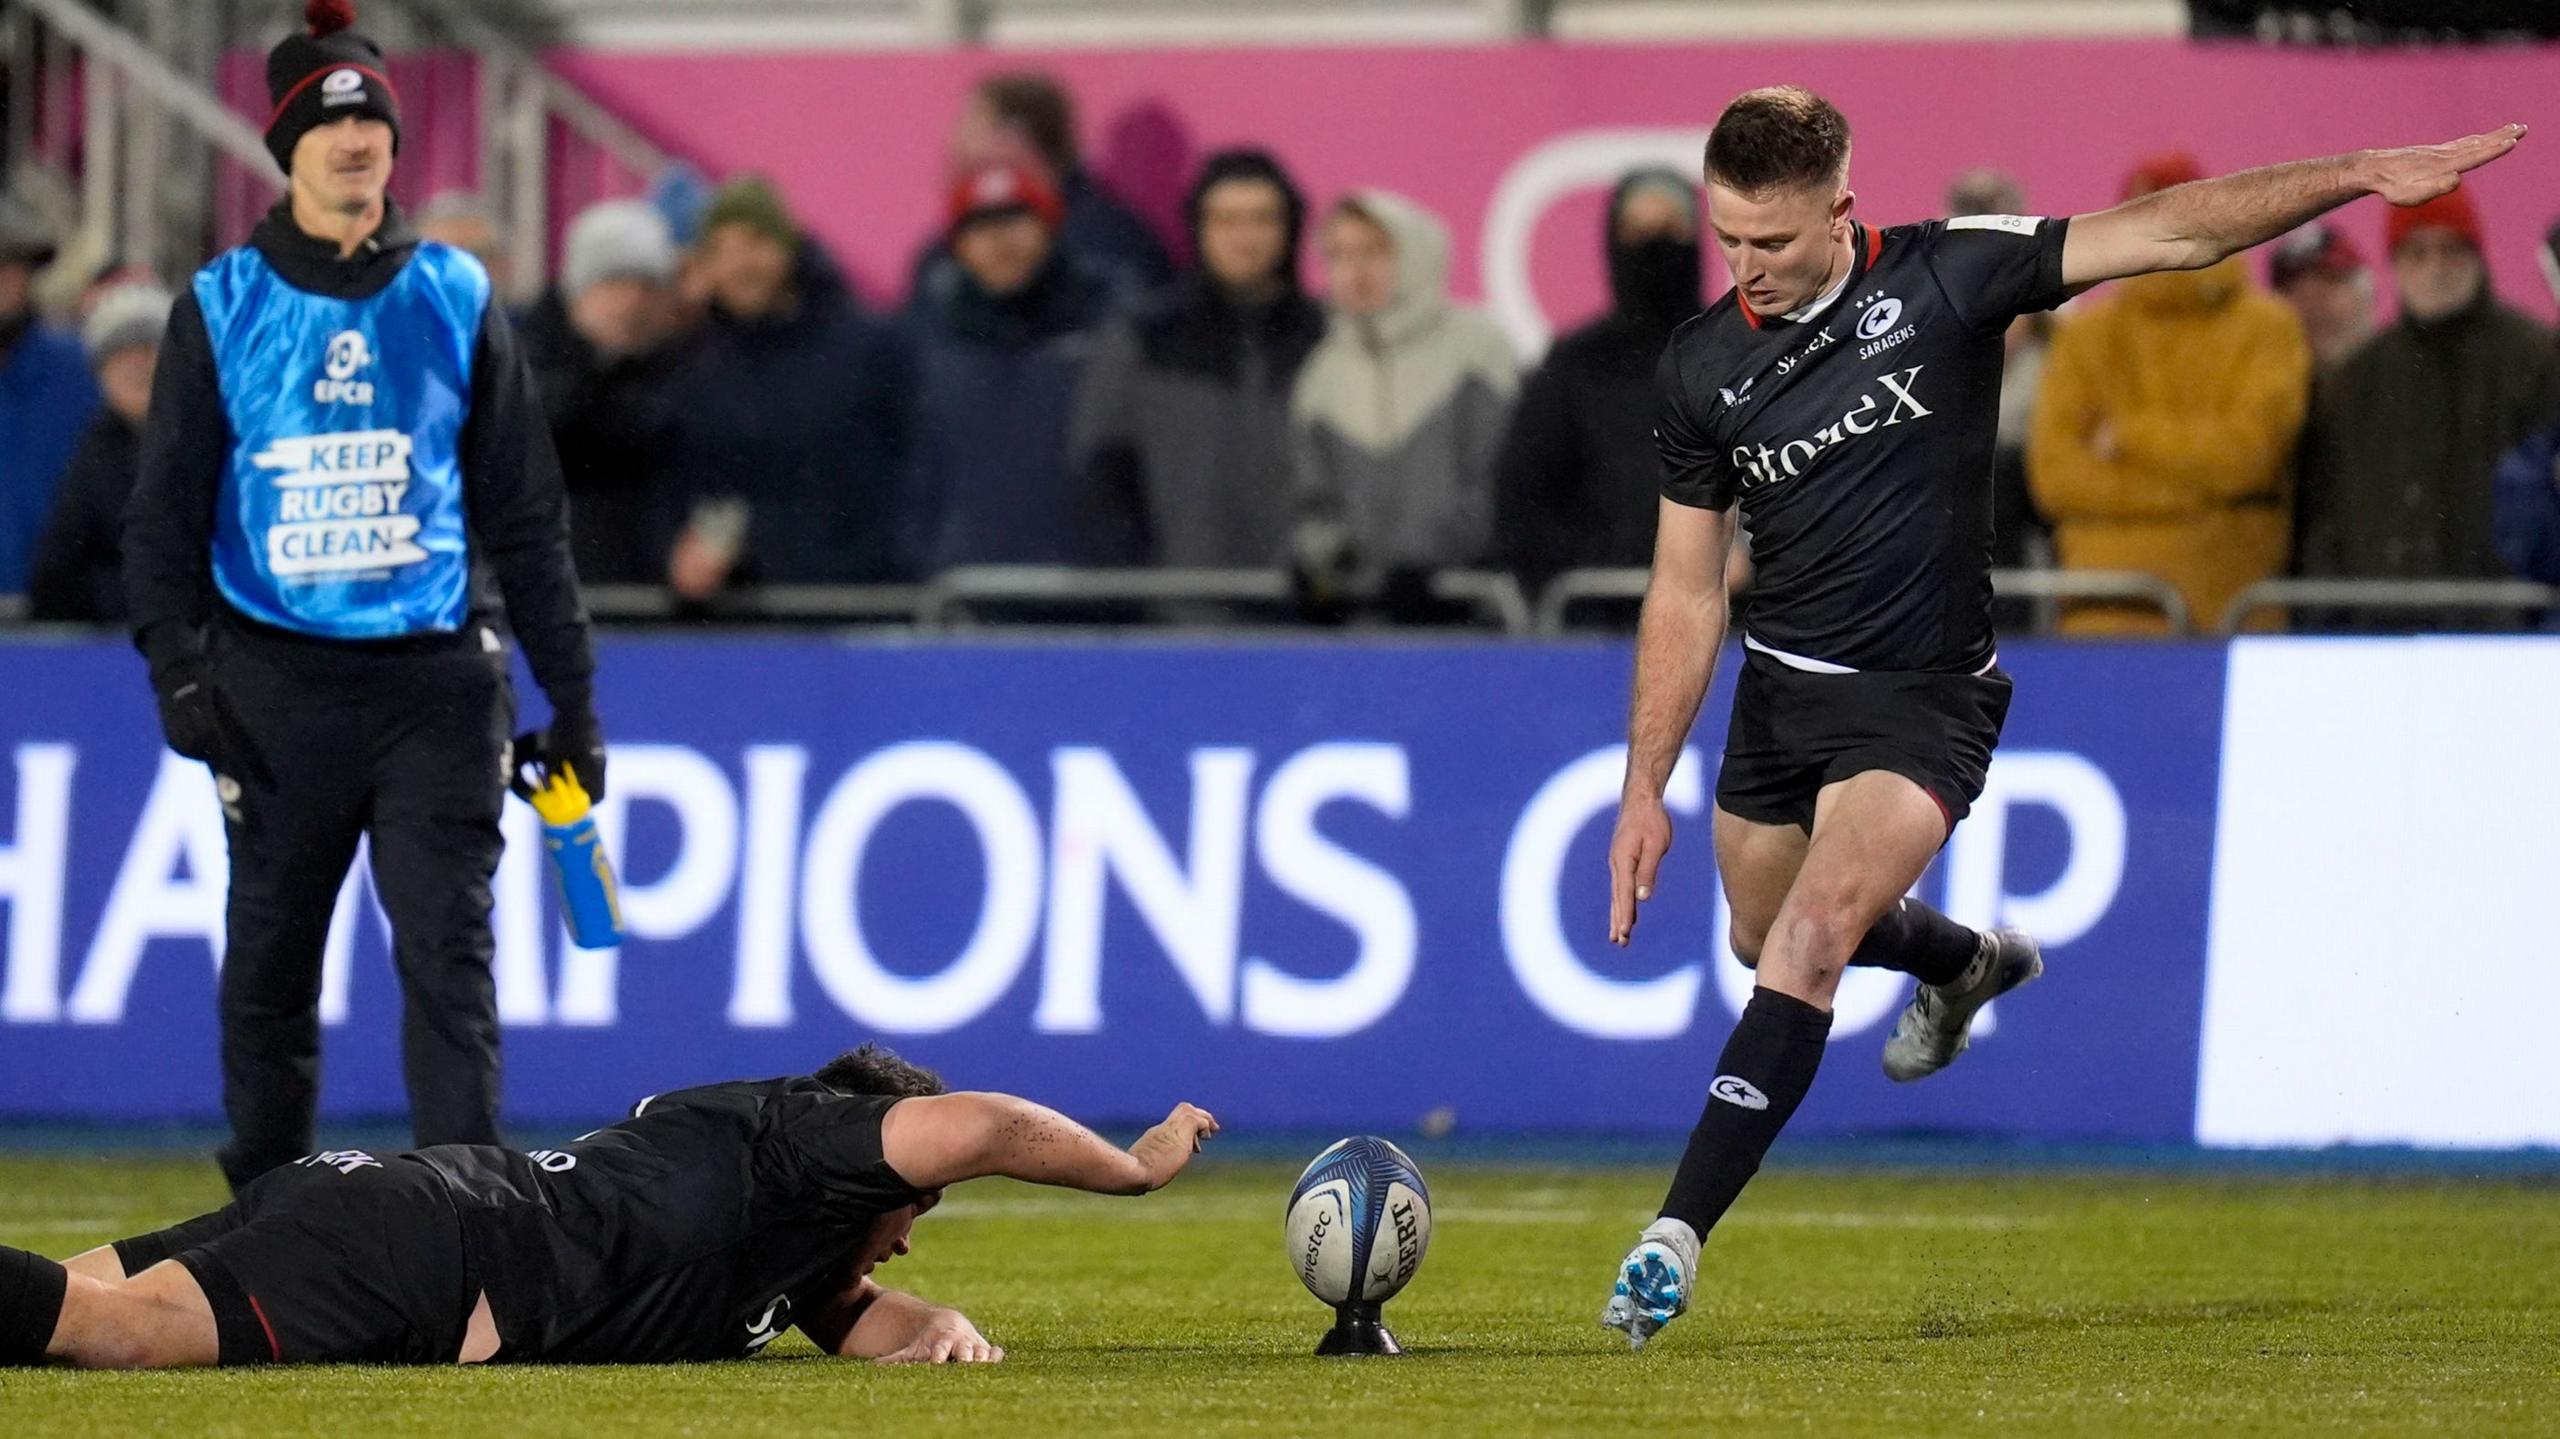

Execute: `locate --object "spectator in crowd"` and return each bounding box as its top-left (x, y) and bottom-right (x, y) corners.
top-left (665, 177), bottom-right (913, 598)
top-left (0, 192), bottom-right (99, 596)
top-left (1945, 167), bottom-right (2055, 593)
top-left (1493, 167), bottom-right (1700, 593)
top-left (26, 282), bottom-right (170, 620)
top-left (1291, 190), bottom-right (1516, 620)
top-left (415, 191), bottom-right (512, 302)
top-left (2296, 189), bottom-right (2560, 603)
top-left (911, 72), bottom-right (1172, 313)
top-left (2030, 153), bottom-right (2310, 634)
top-left (2488, 219), bottom-right (2560, 592)
top-left (904, 162), bottom-right (1116, 574)
top-left (2268, 221), bottom-right (2377, 371)
top-left (519, 200), bottom-right (693, 587)
top-left (1071, 148), bottom-right (1325, 567)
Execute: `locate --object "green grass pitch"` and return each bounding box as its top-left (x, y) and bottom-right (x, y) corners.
top-left (1, 1154), bottom-right (2553, 1436)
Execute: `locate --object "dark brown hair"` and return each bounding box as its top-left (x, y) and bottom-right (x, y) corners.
top-left (974, 72), bottom-right (1077, 173)
top-left (813, 1044), bottom-right (949, 1100)
top-left (1704, 86), bottom-right (1852, 196)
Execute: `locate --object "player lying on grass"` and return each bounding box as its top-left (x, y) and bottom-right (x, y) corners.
top-left (0, 1045), bottom-right (1218, 1368)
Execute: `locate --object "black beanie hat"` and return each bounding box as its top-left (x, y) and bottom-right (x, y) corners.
top-left (264, 0), bottom-right (402, 174)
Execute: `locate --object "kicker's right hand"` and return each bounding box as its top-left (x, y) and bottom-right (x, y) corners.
top-left (1609, 794), bottom-right (1674, 947)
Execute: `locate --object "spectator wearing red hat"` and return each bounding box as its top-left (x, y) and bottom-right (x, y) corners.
top-left (2295, 187), bottom-right (2560, 616)
top-left (2029, 152), bottom-right (2312, 634)
top-left (906, 72), bottom-right (1174, 316)
top-left (901, 160), bottom-right (1117, 574)
top-left (2268, 221), bottom-right (2377, 370)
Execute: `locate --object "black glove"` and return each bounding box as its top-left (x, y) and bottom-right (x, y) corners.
top-left (545, 709), bottom-right (607, 801)
top-left (153, 664), bottom-right (223, 765)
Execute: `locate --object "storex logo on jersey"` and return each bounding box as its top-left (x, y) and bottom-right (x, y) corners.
top-left (1730, 366), bottom-right (1933, 490)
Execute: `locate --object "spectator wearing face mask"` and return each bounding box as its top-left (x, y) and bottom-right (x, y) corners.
top-left (2296, 189), bottom-right (2560, 600)
top-left (1494, 167), bottom-right (1702, 593)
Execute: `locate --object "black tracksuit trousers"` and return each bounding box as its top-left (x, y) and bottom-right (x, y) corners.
top-left (207, 616), bottom-right (515, 1193)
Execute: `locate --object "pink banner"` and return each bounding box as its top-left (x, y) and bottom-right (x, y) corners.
top-left (551, 39), bottom-right (2560, 346)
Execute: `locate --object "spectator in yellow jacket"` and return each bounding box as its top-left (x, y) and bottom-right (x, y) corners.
top-left (2029, 153), bottom-right (2312, 635)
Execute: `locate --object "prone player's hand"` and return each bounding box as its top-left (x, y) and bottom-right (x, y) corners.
top-left (1609, 795), bottom-right (1674, 947)
top-left (1132, 1103), bottom-right (1220, 1191)
top-left (875, 1308), bottom-right (1003, 1365)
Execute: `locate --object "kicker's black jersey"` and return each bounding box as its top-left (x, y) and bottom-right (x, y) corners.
top-left (1657, 216), bottom-right (2072, 673)
top-left (413, 1077), bottom-right (921, 1363)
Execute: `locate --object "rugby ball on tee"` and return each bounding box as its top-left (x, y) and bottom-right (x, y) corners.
top-left (1286, 1136), bottom-right (1432, 1306)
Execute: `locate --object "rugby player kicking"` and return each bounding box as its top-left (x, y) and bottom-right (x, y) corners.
top-left (0, 1046), bottom-right (1217, 1367)
top-left (1599, 86), bottom-right (2522, 1350)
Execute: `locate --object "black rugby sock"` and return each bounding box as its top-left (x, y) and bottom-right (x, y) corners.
top-left (1659, 988), bottom-right (1833, 1237)
top-left (1847, 898), bottom-right (1981, 986)
top-left (0, 1244), bottom-right (69, 1366)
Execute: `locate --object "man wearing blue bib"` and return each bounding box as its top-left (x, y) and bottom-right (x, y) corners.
top-left (123, 0), bottom-right (601, 1194)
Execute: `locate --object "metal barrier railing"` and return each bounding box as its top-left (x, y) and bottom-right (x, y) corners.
top-left (18, 574), bottom-right (2560, 637)
top-left (2221, 578), bottom-right (2560, 632)
top-left (582, 583), bottom-right (923, 624)
top-left (1532, 567), bottom-right (2193, 635)
top-left (920, 566), bottom-right (1290, 630)
top-left (918, 566), bottom-right (1535, 634)
top-left (11, 0), bottom-right (281, 283)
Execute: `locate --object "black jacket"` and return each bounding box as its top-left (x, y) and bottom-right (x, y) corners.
top-left (667, 241), bottom-right (914, 585)
top-left (26, 408), bottom-right (140, 622)
top-left (518, 289), bottom-right (690, 587)
top-left (1494, 202), bottom-right (1701, 590)
top-left (123, 200), bottom-right (595, 717)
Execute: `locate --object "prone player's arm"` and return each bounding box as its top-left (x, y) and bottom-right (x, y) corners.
top-left (880, 1093), bottom-right (1218, 1196)
top-left (799, 1277), bottom-right (1003, 1364)
top-left (2060, 125), bottom-right (2526, 288)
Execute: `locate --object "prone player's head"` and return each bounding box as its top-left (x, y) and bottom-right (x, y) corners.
top-left (813, 1043), bottom-right (950, 1101)
top-left (1702, 86), bottom-right (1855, 317)
top-left (816, 1045), bottom-right (951, 1273)
top-left (853, 1191), bottom-right (941, 1279)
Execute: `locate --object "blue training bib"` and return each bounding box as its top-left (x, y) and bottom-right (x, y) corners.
top-left (194, 242), bottom-right (487, 639)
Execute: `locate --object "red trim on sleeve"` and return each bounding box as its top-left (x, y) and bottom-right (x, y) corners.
top-left (248, 1294), bottom-right (282, 1361)
top-left (264, 63), bottom-right (402, 133)
top-left (1924, 786), bottom-right (1956, 841)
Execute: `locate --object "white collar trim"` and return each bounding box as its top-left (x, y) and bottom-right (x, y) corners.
top-left (1778, 259), bottom-right (1855, 324)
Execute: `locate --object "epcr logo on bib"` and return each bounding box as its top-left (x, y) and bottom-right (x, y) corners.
top-left (315, 329), bottom-right (376, 405)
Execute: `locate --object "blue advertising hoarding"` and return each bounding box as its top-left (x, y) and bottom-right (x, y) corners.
top-left (0, 635), bottom-right (2224, 1140)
